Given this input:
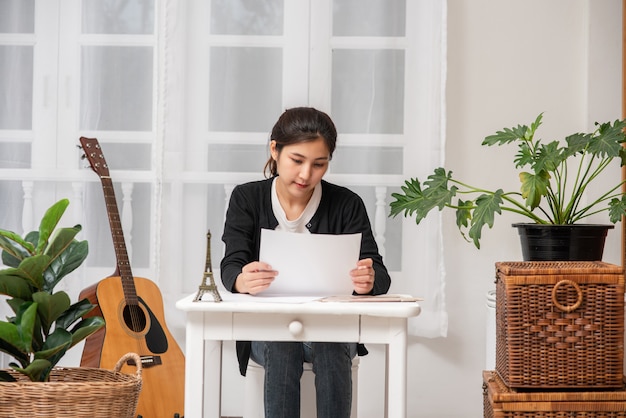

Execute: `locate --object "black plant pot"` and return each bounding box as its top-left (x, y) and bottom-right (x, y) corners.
top-left (512, 223), bottom-right (614, 261)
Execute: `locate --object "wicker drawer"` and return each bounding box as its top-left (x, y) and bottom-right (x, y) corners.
top-left (495, 261), bottom-right (625, 389)
top-left (483, 370), bottom-right (626, 418)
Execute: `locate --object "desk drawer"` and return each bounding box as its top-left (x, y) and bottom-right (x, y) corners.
top-left (232, 313), bottom-right (360, 342)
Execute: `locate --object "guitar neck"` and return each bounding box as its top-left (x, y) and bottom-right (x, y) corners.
top-left (101, 176), bottom-right (138, 304)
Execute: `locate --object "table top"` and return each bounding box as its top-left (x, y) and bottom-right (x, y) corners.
top-left (176, 293), bottom-right (421, 318)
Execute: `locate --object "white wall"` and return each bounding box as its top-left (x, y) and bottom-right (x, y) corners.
top-left (400, 1), bottom-right (622, 417)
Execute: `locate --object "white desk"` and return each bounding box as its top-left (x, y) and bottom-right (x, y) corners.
top-left (176, 293), bottom-right (421, 418)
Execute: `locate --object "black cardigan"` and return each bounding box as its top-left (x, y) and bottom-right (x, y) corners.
top-left (220, 177), bottom-right (391, 375)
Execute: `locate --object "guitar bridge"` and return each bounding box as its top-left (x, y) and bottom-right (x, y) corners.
top-left (126, 355), bottom-right (162, 368)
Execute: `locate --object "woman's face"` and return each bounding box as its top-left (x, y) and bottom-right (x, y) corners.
top-left (270, 136), bottom-right (330, 202)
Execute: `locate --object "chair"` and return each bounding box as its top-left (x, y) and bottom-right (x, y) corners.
top-left (244, 358), bottom-right (359, 418)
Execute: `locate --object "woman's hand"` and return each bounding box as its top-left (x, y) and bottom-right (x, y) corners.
top-left (351, 258), bottom-right (375, 295)
top-left (235, 261), bottom-right (278, 295)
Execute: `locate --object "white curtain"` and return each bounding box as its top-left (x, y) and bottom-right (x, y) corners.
top-left (158, 0), bottom-right (448, 338)
top-left (0, 0), bottom-right (448, 376)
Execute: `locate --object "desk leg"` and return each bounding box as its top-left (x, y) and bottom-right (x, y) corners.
top-left (204, 339), bottom-right (223, 417)
top-left (185, 312), bottom-right (205, 418)
top-left (386, 318), bottom-right (408, 418)
top-left (384, 346), bottom-right (389, 418)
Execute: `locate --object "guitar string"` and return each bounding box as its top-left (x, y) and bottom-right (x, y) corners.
top-left (104, 178), bottom-right (144, 334)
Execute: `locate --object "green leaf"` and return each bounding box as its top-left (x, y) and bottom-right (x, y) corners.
top-left (482, 124), bottom-right (528, 146)
top-left (390, 169), bottom-right (458, 223)
top-left (2, 231), bottom-right (39, 268)
top-left (0, 337), bottom-right (28, 368)
top-left (608, 196), bottom-right (626, 223)
top-left (513, 141), bottom-right (534, 168)
top-left (528, 113), bottom-right (544, 137)
top-left (35, 199), bottom-right (69, 255)
top-left (12, 358), bottom-right (53, 382)
top-left (32, 291), bottom-right (71, 335)
top-left (42, 239), bottom-right (88, 292)
top-left (519, 170), bottom-right (550, 209)
top-left (15, 302), bottom-right (38, 353)
top-left (534, 141), bottom-right (564, 172)
top-left (34, 329), bottom-right (74, 377)
top-left (56, 298), bottom-right (99, 331)
top-left (0, 271), bottom-right (34, 299)
top-left (0, 229), bottom-right (34, 262)
top-left (468, 191), bottom-right (504, 249)
top-left (68, 316), bottom-right (105, 348)
top-left (0, 323), bottom-right (25, 358)
top-left (43, 225), bottom-right (81, 260)
top-left (390, 178), bottom-right (425, 218)
top-left (14, 254), bottom-right (51, 290)
top-left (0, 302), bottom-right (37, 353)
top-left (455, 199), bottom-right (472, 229)
top-left (34, 328), bottom-right (72, 363)
top-left (563, 133), bottom-right (591, 158)
top-left (587, 119), bottom-right (626, 158)
top-left (6, 298), bottom-right (25, 315)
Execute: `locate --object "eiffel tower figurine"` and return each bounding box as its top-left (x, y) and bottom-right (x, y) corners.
top-left (193, 230), bottom-right (223, 302)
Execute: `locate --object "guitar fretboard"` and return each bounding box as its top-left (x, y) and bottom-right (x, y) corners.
top-left (101, 176), bottom-right (139, 305)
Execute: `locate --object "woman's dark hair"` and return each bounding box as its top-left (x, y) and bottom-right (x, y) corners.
top-left (264, 107), bottom-right (337, 177)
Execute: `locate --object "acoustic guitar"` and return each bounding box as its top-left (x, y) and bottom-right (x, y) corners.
top-left (79, 136), bottom-right (185, 418)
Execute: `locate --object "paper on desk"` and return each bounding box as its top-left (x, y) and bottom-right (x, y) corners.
top-left (259, 229), bottom-right (361, 296)
top-left (320, 294), bottom-right (423, 303)
top-left (202, 292), bottom-right (323, 303)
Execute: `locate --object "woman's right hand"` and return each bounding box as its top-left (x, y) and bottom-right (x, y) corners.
top-left (234, 261), bottom-right (278, 295)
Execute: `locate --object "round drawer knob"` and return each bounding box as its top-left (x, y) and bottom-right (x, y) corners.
top-left (288, 320), bottom-right (303, 336)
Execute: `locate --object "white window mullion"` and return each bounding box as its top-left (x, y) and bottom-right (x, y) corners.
top-left (283, 0), bottom-right (311, 108)
top-left (55, 0), bottom-right (81, 170)
top-left (308, 0), bottom-right (332, 110)
top-left (187, 0), bottom-right (211, 169)
top-left (32, 0), bottom-right (61, 169)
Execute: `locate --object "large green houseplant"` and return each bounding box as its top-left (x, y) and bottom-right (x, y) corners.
top-left (390, 114), bottom-right (626, 253)
top-left (0, 198), bottom-right (104, 382)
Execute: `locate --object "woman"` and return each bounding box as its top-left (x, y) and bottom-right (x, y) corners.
top-left (220, 107), bottom-right (391, 418)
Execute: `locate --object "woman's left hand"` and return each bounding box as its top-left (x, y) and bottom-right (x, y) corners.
top-left (351, 258), bottom-right (375, 294)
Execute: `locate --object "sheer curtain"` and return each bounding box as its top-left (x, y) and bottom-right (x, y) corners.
top-left (0, 0), bottom-right (447, 376)
top-left (159, 0), bottom-right (448, 339)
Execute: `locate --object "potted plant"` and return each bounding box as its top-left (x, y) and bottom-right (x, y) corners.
top-left (0, 198), bottom-right (105, 382)
top-left (389, 113), bottom-right (626, 260)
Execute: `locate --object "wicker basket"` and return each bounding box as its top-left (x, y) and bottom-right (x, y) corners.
top-left (483, 370), bottom-right (626, 418)
top-left (0, 352), bottom-right (142, 418)
top-left (495, 261), bottom-right (625, 389)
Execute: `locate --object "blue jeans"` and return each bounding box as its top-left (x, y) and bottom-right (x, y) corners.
top-left (250, 341), bottom-right (357, 418)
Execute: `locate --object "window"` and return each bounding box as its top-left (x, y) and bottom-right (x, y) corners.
top-left (0, 0), bottom-right (447, 346)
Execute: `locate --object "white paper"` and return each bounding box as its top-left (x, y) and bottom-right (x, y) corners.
top-left (202, 292), bottom-right (322, 303)
top-left (258, 229), bottom-right (361, 296)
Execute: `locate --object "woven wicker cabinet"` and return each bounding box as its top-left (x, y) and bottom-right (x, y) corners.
top-left (483, 370), bottom-right (626, 418)
top-left (495, 261), bottom-right (625, 389)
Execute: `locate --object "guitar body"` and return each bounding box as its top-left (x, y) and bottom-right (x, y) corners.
top-left (81, 276), bottom-right (185, 418)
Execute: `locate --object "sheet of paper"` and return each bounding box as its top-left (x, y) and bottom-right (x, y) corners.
top-left (201, 292), bottom-right (322, 303)
top-left (320, 294), bottom-right (423, 303)
top-left (258, 229), bottom-right (362, 296)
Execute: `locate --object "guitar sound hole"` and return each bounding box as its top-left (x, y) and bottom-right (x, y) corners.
top-left (123, 304), bottom-right (147, 332)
